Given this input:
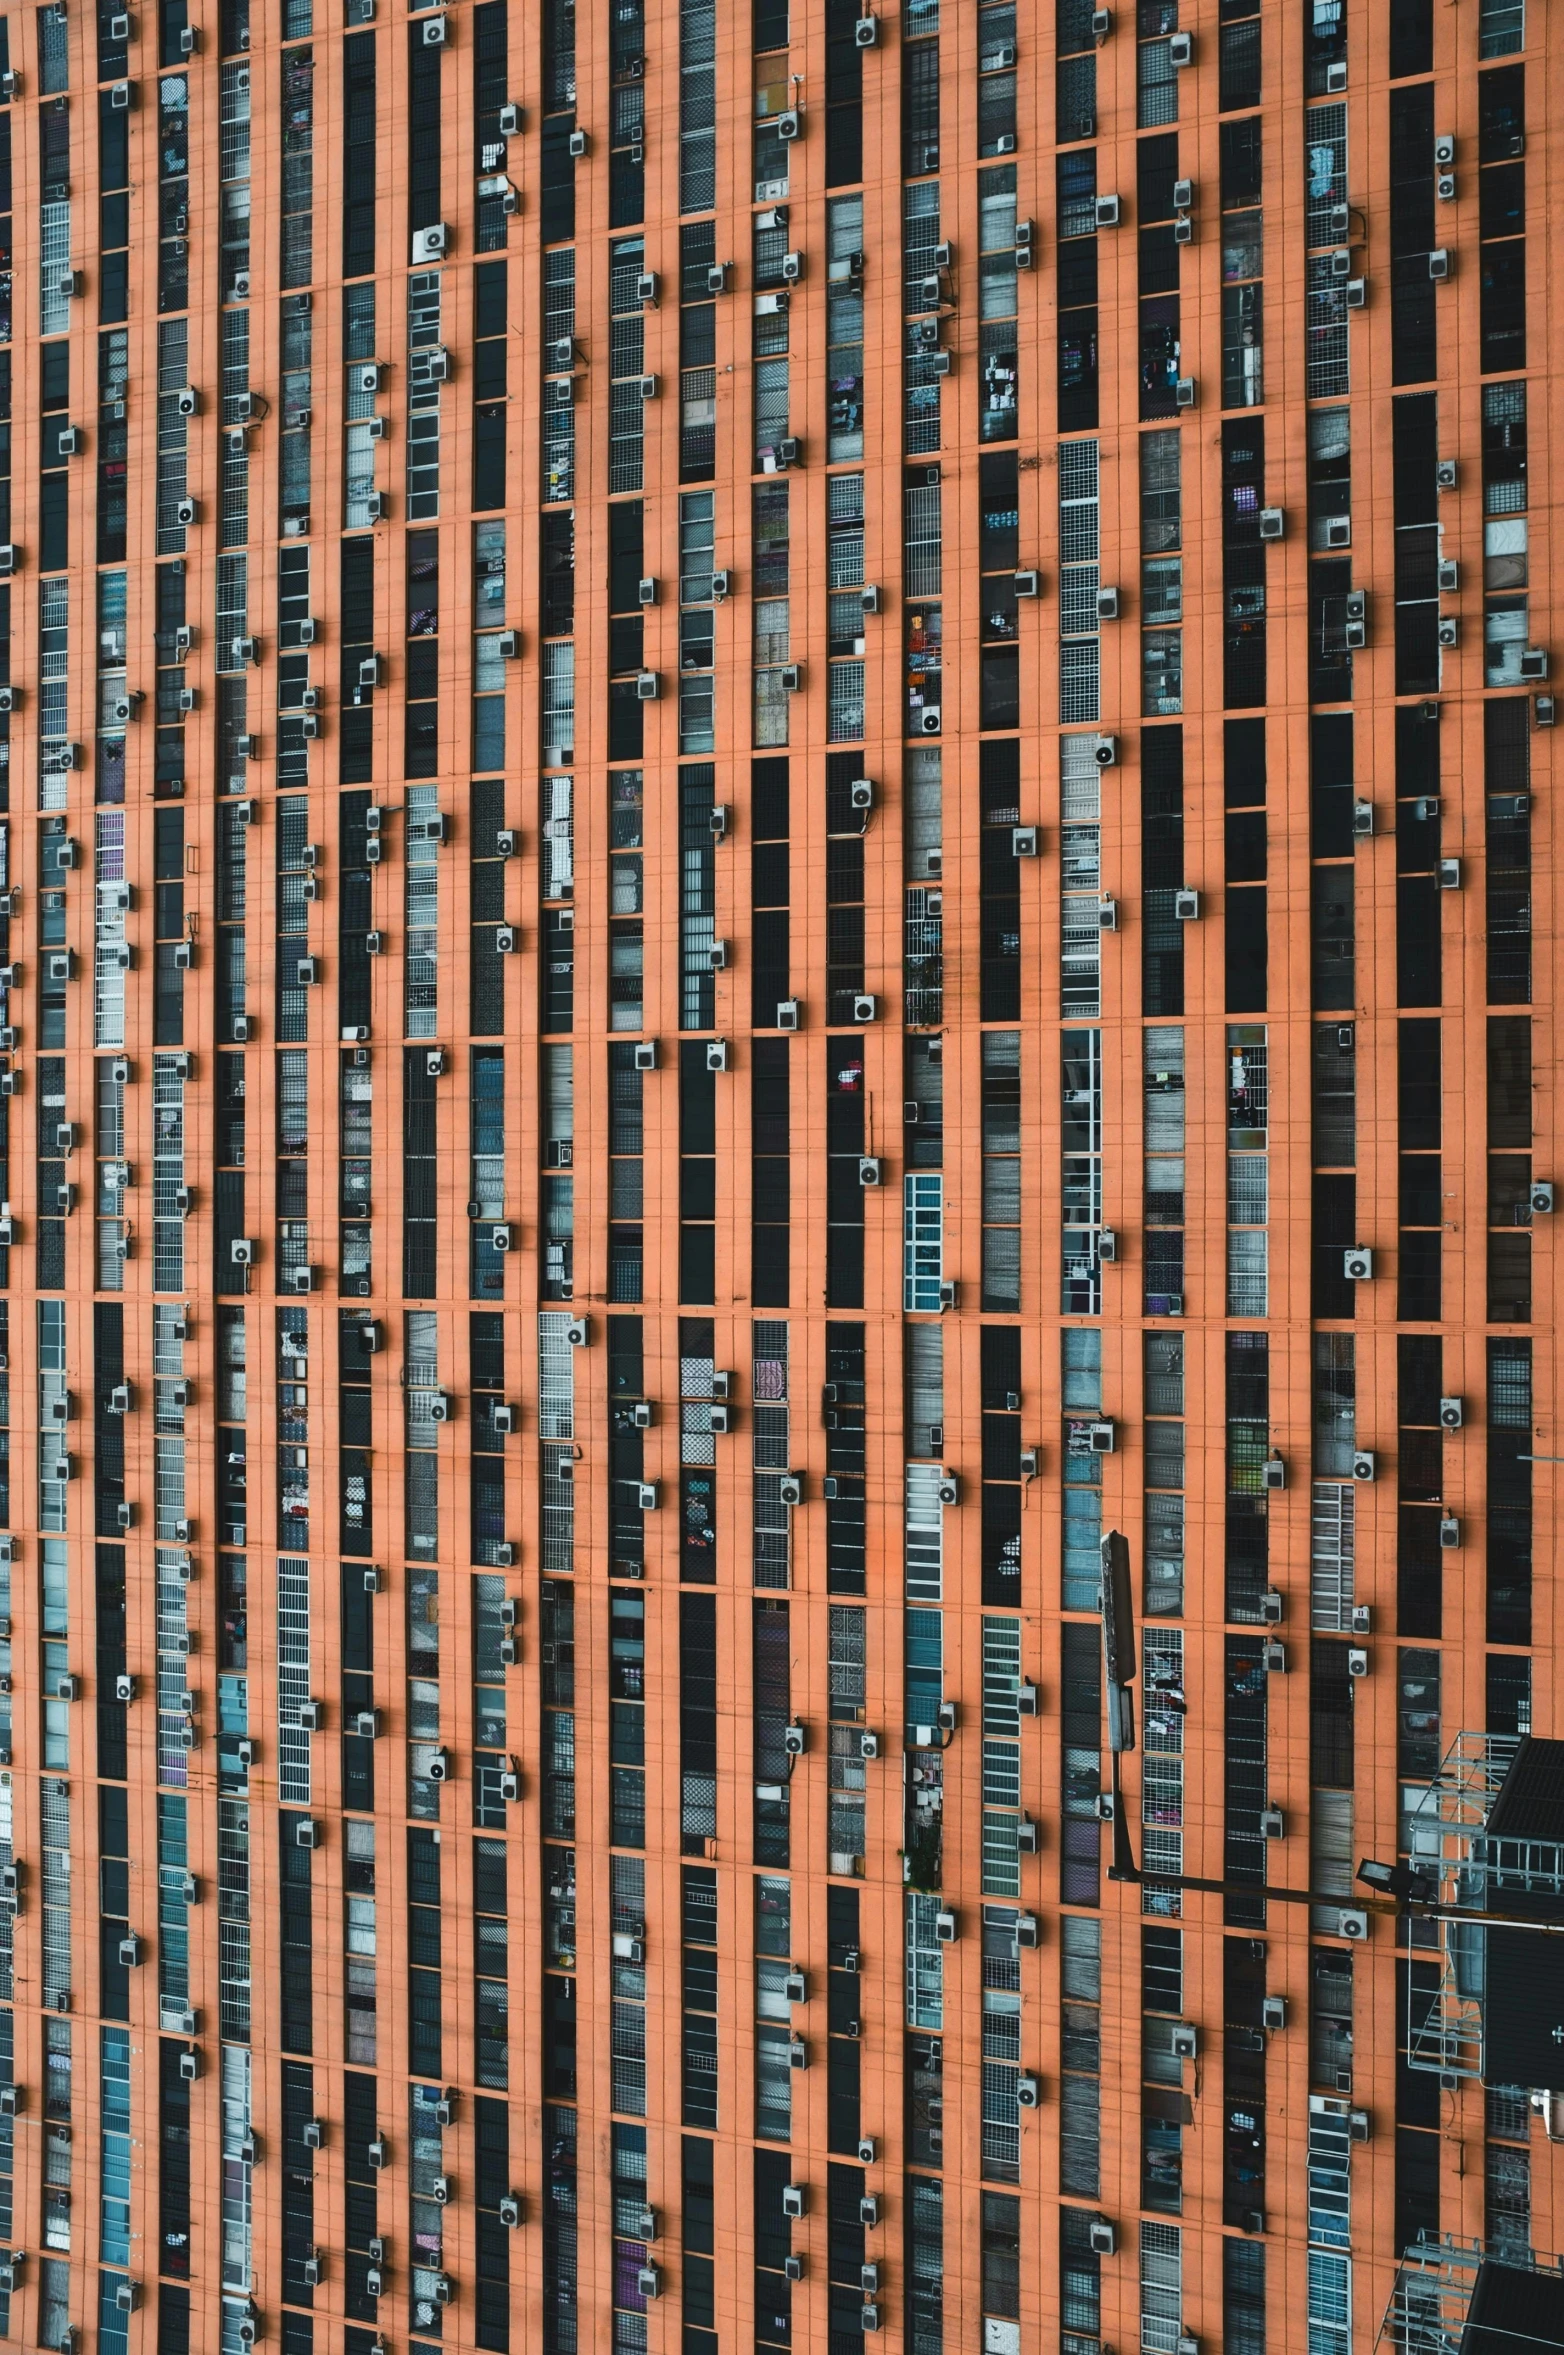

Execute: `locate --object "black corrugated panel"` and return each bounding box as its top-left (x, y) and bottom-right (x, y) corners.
top-left (1486, 1735), bottom-right (1564, 1842)
top-left (1464, 2263), bottom-right (1564, 2355)
top-left (1483, 1924), bottom-right (1564, 2084)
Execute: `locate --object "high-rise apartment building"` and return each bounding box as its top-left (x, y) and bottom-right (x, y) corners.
top-left (0, 0), bottom-right (1557, 2347)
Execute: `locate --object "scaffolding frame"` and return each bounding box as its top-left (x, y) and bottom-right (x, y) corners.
top-left (1399, 1734), bottom-right (1564, 2079)
top-left (1378, 2236), bottom-right (1564, 2355)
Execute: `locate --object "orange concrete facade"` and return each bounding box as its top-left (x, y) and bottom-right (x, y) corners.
top-left (0, 0), bottom-right (1554, 2348)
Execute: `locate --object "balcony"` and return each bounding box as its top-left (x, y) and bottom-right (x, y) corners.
top-left (904, 889), bottom-right (943, 1027)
